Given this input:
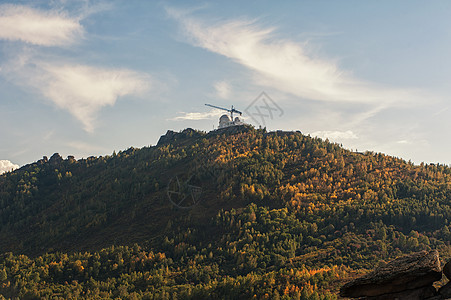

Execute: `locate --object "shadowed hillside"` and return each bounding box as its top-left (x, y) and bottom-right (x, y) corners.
top-left (1, 126), bottom-right (451, 298)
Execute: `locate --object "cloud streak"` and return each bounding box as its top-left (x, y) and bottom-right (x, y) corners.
top-left (171, 109), bottom-right (225, 121)
top-left (0, 160), bottom-right (19, 175)
top-left (1, 55), bottom-right (151, 132)
top-left (0, 4), bottom-right (83, 46)
top-left (34, 62), bottom-right (151, 132)
top-left (0, 3), bottom-right (153, 132)
top-left (173, 13), bottom-right (422, 106)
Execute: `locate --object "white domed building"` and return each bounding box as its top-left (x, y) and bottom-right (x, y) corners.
top-left (234, 116), bottom-right (243, 125)
top-left (205, 104), bottom-right (246, 130)
top-left (218, 114), bottom-right (245, 129)
top-left (219, 114), bottom-right (232, 129)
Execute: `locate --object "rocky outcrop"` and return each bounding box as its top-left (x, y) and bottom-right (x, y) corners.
top-left (363, 286), bottom-right (437, 300)
top-left (49, 153), bottom-right (63, 165)
top-left (157, 128), bottom-right (205, 146)
top-left (340, 250), bottom-right (446, 300)
top-left (157, 126), bottom-right (254, 146)
top-left (443, 260), bottom-right (451, 281)
top-left (157, 130), bottom-right (178, 145)
top-left (438, 281), bottom-right (451, 299)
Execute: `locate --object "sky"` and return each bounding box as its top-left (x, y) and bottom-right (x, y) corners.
top-left (1, 1), bottom-right (451, 173)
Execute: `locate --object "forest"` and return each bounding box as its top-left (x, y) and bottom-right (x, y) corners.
top-left (1, 126), bottom-right (451, 299)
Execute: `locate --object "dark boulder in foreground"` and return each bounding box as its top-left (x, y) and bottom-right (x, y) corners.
top-left (362, 286), bottom-right (437, 300)
top-left (438, 281), bottom-right (451, 299)
top-left (443, 260), bottom-right (451, 280)
top-left (340, 250), bottom-right (442, 299)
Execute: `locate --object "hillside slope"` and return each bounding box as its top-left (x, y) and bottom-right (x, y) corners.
top-left (1, 126), bottom-right (451, 298)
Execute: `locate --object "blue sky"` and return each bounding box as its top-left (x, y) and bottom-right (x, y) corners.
top-left (1, 0), bottom-right (451, 173)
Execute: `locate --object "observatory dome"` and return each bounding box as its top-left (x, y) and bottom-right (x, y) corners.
top-left (220, 114), bottom-right (231, 122)
top-left (219, 114), bottom-right (232, 129)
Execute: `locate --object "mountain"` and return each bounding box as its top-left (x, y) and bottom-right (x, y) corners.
top-left (1, 126), bottom-right (451, 299)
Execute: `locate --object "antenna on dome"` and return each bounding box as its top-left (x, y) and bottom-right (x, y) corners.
top-left (205, 104), bottom-right (242, 120)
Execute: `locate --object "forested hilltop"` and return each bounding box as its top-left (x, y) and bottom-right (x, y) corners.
top-left (1, 126), bottom-right (451, 299)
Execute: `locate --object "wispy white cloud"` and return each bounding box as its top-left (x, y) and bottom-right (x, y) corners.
top-left (36, 63), bottom-right (151, 132)
top-left (433, 106), bottom-right (449, 116)
top-left (171, 109), bottom-right (224, 121)
top-left (397, 140), bottom-right (411, 144)
top-left (0, 4), bottom-right (83, 46)
top-left (214, 80), bottom-right (231, 99)
top-left (3, 57), bottom-right (151, 132)
top-left (0, 160), bottom-right (19, 174)
top-left (0, 3), bottom-right (154, 132)
top-left (171, 13), bottom-right (423, 107)
top-left (312, 130), bottom-right (358, 141)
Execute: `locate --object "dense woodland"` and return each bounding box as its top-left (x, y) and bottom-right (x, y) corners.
top-left (1, 126), bottom-right (451, 299)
